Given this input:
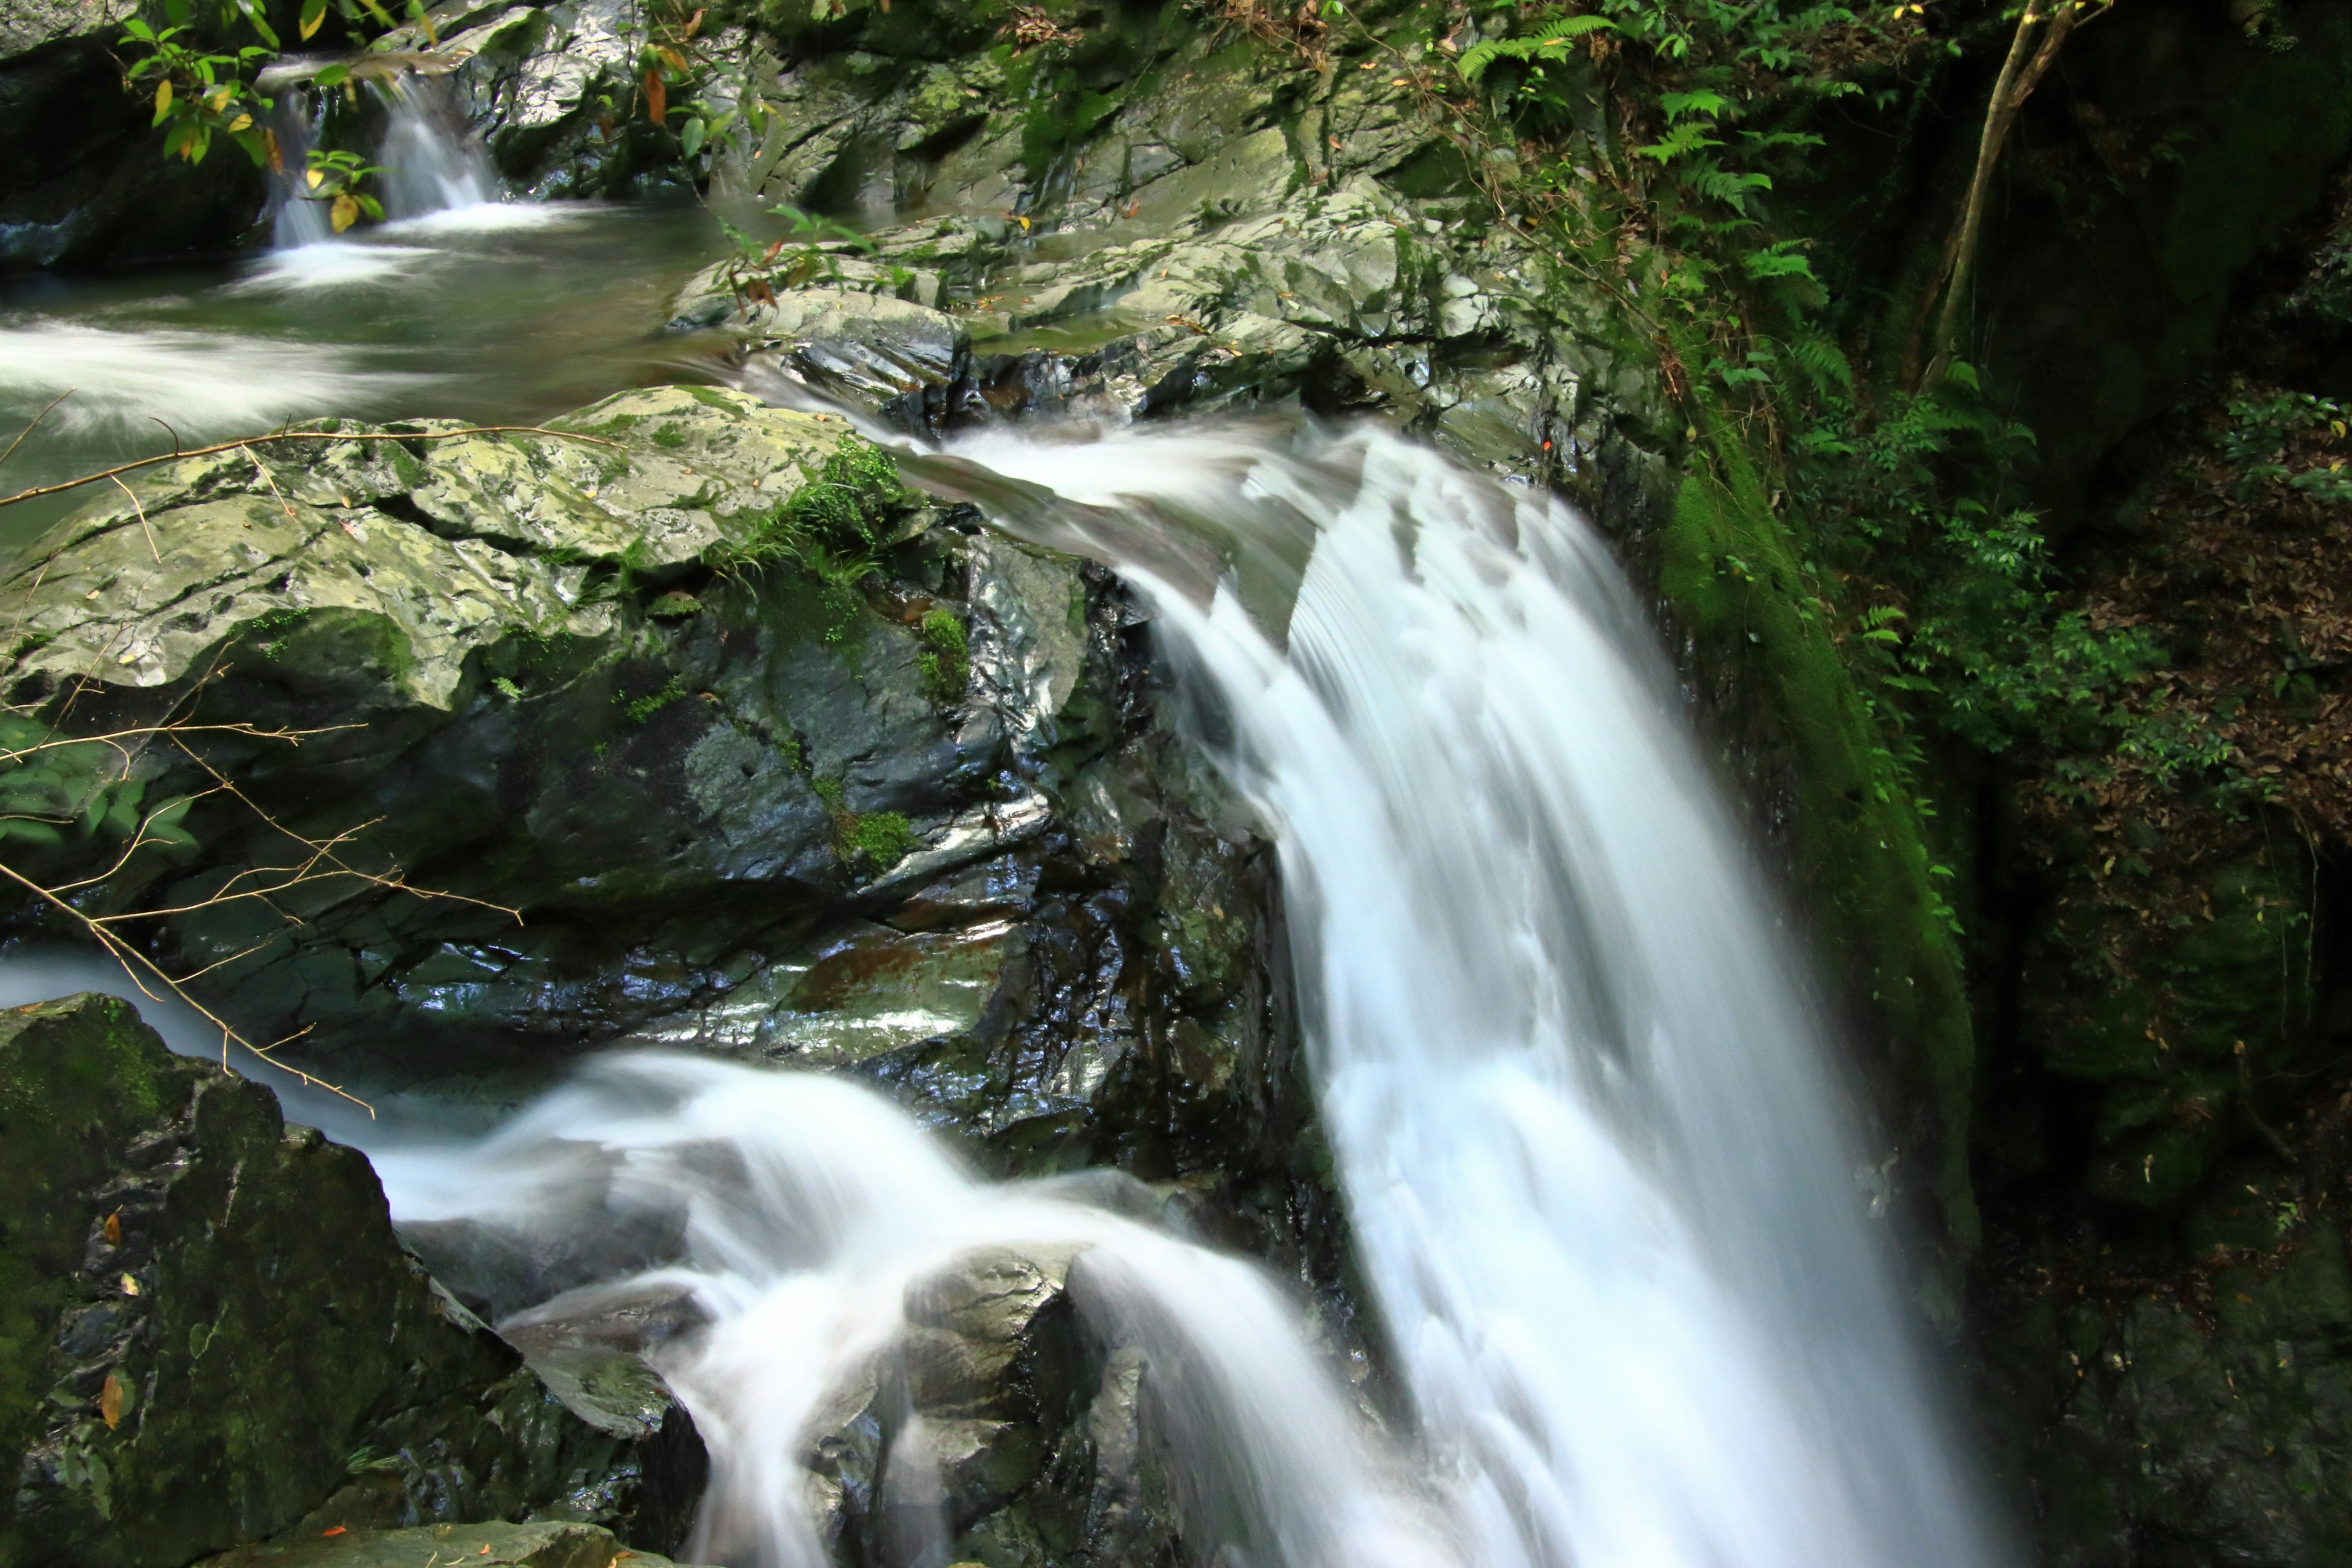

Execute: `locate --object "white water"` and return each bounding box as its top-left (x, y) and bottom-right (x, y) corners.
top-left (358, 420), bottom-right (1994, 1568)
top-left (949, 422), bottom-right (1995, 1568)
top-left (374, 1057), bottom-right (1444, 1568)
top-left (268, 73), bottom-right (513, 255)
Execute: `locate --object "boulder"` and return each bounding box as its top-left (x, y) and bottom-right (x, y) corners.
top-left (0, 992), bottom-right (705, 1567)
top-left (197, 1519), bottom-right (709, 1567)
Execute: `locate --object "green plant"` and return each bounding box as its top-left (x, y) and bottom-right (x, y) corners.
top-left (118, 9), bottom-right (276, 168)
top-left (719, 205), bottom-right (878, 307)
top-left (915, 607), bottom-right (969, 702)
top-left (300, 148), bottom-right (387, 233)
top-left (615, 675), bottom-right (687, 724)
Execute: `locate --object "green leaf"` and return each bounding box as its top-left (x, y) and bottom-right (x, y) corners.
top-left (681, 115), bottom-right (705, 156)
top-left (1659, 89), bottom-right (1731, 121)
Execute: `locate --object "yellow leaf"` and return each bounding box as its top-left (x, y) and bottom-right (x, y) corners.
top-left (119, 1272), bottom-right (140, 1296)
top-left (99, 1374), bottom-right (123, 1430)
top-left (330, 194), bottom-right (360, 233)
top-left (206, 86), bottom-right (232, 113)
top-left (227, 113), bottom-right (252, 133)
top-left (300, 4), bottom-right (323, 37)
top-left (306, 167), bottom-right (325, 190)
top-left (104, 1210), bottom-right (121, 1246)
top-left (154, 78), bottom-right (173, 116)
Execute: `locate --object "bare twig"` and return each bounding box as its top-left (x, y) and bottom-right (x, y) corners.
top-left (0, 424), bottom-right (624, 511)
top-left (0, 855), bottom-right (374, 1110)
top-left (108, 475), bottom-right (161, 564)
top-left (0, 390), bottom-right (75, 471)
top-left (239, 446), bottom-right (297, 520)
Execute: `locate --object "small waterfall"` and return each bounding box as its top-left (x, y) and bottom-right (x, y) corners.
top-left (267, 95), bottom-right (331, 247)
top-left (263, 69), bottom-right (501, 247)
top-left (372, 1056), bottom-right (1444, 1568)
top-left (375, 74), bottom-right (499, 220)
top-left (367, 420), bottom-right (1997, 1568)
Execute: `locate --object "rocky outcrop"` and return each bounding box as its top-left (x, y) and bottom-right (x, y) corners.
top-left (0, 992), bottom-right (705, 1567)
top-left (1, 380), bottom-right (1337, 1262)
top-left (198, 1520), bottom-right (707, 1567)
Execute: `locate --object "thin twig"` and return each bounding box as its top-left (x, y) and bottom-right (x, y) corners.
top-left (108, 475), bottom-right (160, 564)
top-left (0, 424), bottom-right (624, 511)
top-left (0, 390), bottom-right (74, 471)
top-left (239, 446), bottom-right (296, 519)
top-left (0, 854), bottom-right (374, 1112)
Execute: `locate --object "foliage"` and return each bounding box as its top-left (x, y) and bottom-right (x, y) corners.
top-left (916, 607), bottom-right (969, 703)
top-left (300, 149), bottom-right (386, 233)
top-left (2222, 391), bottom-right (2352, 504)
top-left (117, 8), bottom-right (276, 168)
top-left (719, 205), bottom-right (877, 307)
top-left (116, 0), bottom-right (423, 213)
top-left (705, 436), bottom-right (914, 640)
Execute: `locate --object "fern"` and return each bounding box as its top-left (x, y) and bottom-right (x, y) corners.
top-left (1457, 13), bottom-right (1617, 85)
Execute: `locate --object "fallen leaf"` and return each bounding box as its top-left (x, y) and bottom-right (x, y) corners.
top-left (104, 1210), bottom-right (121, 1245)
top-left (321, 1527), bottom-right (347, 1537)
top-left (119, 1272), bottom-right (140, 1296)
top-left (99, 1374), bottom-right (123, 1429)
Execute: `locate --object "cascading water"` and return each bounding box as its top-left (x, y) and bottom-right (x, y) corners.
top-left (374, 1057), bottom-right (1444, 1568)
top-left (373, 418), bottom-right (1997, 1568)
top-left (375, 74), bottom-right (499, 221)
top-left (264, 69), bottom-right (502, 251)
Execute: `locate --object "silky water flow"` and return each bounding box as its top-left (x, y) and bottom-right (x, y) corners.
top-left (364, 420), bottom-right (1996, 1568)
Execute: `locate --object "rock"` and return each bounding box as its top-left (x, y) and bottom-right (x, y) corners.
top-left (795, 1243), bottom-right (1182, 1568)
top-left (195, 1519), bottom-right (710, 1567)
top-left (0, 993), bottom-right (704, 1567)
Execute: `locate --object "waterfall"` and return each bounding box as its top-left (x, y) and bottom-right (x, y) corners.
top-left (264, 70), bottom-right (501, 249)
top-left (371, 1057), bottom-right (1444, 1568)
top-left (375, 74), bottom-right (499, 221)
top-left (367, 420), bottom-right (1995, 1568)
top-left (944, 421), bottom-right (1997, 1568)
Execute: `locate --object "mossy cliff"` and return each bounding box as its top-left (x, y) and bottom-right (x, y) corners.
top-left (0, 993), bottom-right (704, 1567)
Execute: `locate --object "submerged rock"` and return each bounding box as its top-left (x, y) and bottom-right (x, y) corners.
top-left (0, 992), bottom-right (705, 1567)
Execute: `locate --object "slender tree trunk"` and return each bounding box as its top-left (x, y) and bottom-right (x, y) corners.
top-left (1906, 1), bottom-right (2094, 393)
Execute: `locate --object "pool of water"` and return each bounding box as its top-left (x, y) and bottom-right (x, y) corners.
top-left (0, 197), bottom-right (783, 559)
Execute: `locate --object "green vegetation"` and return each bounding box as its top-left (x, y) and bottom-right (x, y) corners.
top-left (916, 608), bottom-right (969, 703)
top-left (614, 674), bottom-right (687, 725)
top-left (706, 435), bottom-right (916, 641)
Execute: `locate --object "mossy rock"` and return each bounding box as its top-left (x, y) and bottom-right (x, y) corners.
top-left (0, 993), bottom-right (703, 1567)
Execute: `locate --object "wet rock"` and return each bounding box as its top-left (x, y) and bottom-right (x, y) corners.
top-left (195, 1519), bottom-right (710, 1567)
top-left (801, 1243), bottom-right (1183, 1568)
top-left (0, 992), bottom-right (704, 1567)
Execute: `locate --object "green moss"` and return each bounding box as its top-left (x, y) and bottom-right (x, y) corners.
top-left (649, 425), bottom-right (689, 451)
top-left (843, 810), bottom-right (915, 869)
top-left (915, 607), bottom-right (969, 702)
top-left (1662, 412), bottom-right (1979, 1256)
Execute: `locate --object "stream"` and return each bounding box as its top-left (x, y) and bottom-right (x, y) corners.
top-left (0, 84), bottom-right (1999, 1568)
